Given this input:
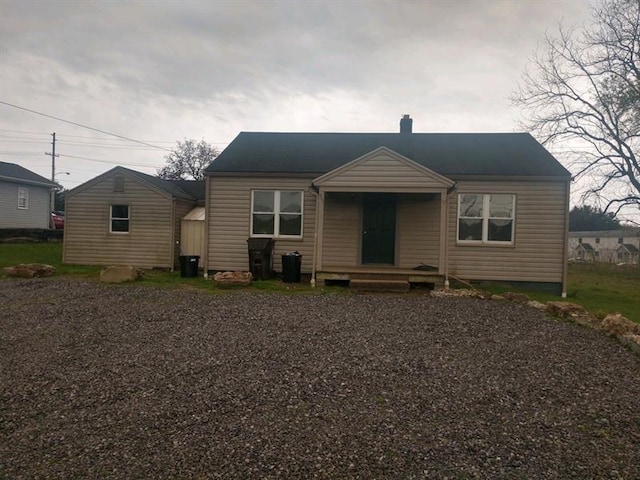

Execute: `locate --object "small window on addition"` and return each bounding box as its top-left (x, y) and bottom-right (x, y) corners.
top-left (114, 175), bottom-right (124, 192)
top-left (110, 204), bottom-right (129, 233)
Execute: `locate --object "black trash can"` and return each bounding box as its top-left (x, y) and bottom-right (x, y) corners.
top-left (281, 251), bottom-right (302, 283)
top-left (247, 238), bottom-right (275, 280)
top-left (179, 255), bottom-right (200, 278)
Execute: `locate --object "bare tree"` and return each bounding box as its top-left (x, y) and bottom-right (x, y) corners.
top-left (157, 139), bottom-right (219, 181)
top-left (514, 0), bottom-right (639, 217)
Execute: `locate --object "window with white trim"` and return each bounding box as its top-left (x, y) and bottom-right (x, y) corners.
top-left (251, 190), bottom-right (303, 238)
top-left (458, 194), bottom-right (515, 243)
top-left (110, 205), bottom-right (130, 233)
top-left (17, 187), bottom-right (29, 209)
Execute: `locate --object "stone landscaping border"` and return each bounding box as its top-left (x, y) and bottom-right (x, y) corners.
top-left (432, 288), bottom-right (640, 355)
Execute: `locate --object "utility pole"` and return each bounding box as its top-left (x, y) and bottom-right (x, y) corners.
top-left (45, 132), bottom-right (59, 228)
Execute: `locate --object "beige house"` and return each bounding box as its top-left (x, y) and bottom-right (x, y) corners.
top-left (569, 229), bottom-right (640, 264)
top-left (205, 116), bottom-right (572, 296)
top-left (63, 167), bottom-right (204, 269)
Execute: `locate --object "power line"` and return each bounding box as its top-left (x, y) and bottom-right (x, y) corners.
top-left (60, 153), bottom-right (161, 169)
top-left (0, 128), bottom-right (51, 135)
top-left (0, 100), bottom-right (172, 152)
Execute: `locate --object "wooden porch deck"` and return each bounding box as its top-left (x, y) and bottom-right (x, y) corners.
top-left (317, 265), bottom-right (445, 289)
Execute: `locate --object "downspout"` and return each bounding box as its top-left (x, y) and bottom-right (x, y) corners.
top-left (310, 184), bottom-right (319, 287)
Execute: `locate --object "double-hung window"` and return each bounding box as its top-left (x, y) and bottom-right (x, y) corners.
top-left (17, 187), bottom-right (29, 209)
top-left (458, 194), bottom-right (515, 244)
top-left (251, 190), bottom-right (303, 238)
top-left (110, 205), bottom-right (130, 233)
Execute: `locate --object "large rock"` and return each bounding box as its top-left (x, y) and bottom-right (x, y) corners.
top-left (3, 263), bottom-right (55, 278)
top-left (502, 292), bottom-right (530, 303)
top-left (545, 301), bottom-right (601, 329)
top-left (601, 313), bottom-right (640, 337)
top-left (546, 301), bottom-right (587, 319)
top-left (213, 271), bottom-right (253, 286)
top-left (100, 266), bottom-right (144, 283)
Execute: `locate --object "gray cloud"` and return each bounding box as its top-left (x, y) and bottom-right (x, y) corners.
top-left (0, 0), bottom-right (595, 192)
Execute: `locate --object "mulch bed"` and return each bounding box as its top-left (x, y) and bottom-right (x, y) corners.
top-left (1, 278), bottom-right (639, 479)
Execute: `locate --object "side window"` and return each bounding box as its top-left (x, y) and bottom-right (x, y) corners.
top-left (251, 190), bottom-right (303, 238)
top-left (458, 194), bottom-right (515, 244)
top-left (17, 187), bottom-right (29, 209)
top-left (110, 205), bottom-right (129, 233)
top-left (458, 194), bottom-right (483, 241)
top-left (252, 191), bottom-right (275, 235)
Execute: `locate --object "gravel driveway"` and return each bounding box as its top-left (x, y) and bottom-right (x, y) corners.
top-left (1, 278), bottom-right (639, 479)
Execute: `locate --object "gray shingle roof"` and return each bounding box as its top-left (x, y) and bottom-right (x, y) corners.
top-left (205, 132), bottom-right (571, 178)
top-left (619, 244), bottom-right (639, 253)
top-left (0, 161), bottom-right (58, 187)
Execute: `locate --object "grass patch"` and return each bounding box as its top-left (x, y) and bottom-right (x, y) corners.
top-left (0, 242), bottom-right (339, 295)
top-left (0, 242), bottom-right (101, 277)
top-left (566, 263), bottom-right (639, 323)
top-left (480, 263), bottom-right (639, 324)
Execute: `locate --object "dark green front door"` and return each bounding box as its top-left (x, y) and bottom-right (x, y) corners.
top-left (362, 194), bottom-right (396, 265)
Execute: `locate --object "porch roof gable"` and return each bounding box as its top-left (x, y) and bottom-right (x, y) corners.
top-left (312, 146), bottom-right (454, 192)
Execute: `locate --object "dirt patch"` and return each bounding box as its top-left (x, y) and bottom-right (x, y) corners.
top-left (1, 278), bottom-right (639, 479)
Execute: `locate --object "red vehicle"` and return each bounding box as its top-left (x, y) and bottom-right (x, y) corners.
top-left (51, 212), bottom-right (64, 229)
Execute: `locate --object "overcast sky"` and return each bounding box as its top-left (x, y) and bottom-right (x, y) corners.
top-left (1, 0), bottom-right (594, 193)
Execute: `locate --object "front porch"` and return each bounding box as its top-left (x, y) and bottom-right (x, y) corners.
top-left (310, 147), bottom-right (455, 290)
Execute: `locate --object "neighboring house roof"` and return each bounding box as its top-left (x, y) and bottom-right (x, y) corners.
top-left (205, 132), bottom-right (571, 178)
top-left (569, 228), bottom-right (640, 238)
top-left (0, 161), bottom-right (58, 188)
top-left (576, 243), bottom-right (594, 251)
top-left (617, 243), bottom-right (639, 253)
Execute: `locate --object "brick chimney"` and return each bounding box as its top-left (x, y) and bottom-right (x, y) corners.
top-left (400, 114), bottom-right (412, 134)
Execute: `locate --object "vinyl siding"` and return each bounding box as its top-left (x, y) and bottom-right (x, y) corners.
top-left (322, 193), bottom-right (360, 266)
top-left (63, 174), bottom-right (178, 268)
top-left (397, 194), bottom-right (440, 269)
top-left (447, 180), bottom-right (569, 283)
top-left (315, 150), bottom-right (452, 191)
top-left (0, 180), bottom-right (51, 228)
top-left (207, 176), bottom-right (316, 273)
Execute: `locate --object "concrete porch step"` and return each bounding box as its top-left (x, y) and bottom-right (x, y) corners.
top-left (350, 279), bottom-right (411, 293)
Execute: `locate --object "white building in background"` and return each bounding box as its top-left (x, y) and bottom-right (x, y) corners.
top-left (0, 161), bottom-right (59, 229)
top-left (568, 228), bottom-right (640, 264)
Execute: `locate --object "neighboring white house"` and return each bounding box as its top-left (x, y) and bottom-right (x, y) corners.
top-left (569, 229), bottom-right (640, 264)
top-left (0, 161), bottom-right (59, 229)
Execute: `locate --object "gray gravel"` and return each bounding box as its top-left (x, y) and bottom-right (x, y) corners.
top-left (1, 278), bottom-right (639, 479)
